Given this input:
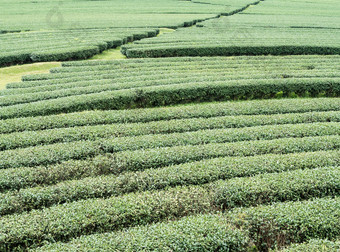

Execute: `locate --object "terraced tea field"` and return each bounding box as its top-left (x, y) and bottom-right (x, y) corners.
top-left (0, 56), bottom-right (339, 251)
top-left (0, 0), bottom-right (254, 66)
top-left (0, 0), bottom-right (339, 251)
top-left (0, 28), bottom-right (159, 67)
top-left (123, 0), bottom-right (340, 57)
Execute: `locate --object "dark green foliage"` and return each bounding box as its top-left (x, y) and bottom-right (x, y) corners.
top-left (125, 45), bottom-right (340, 58)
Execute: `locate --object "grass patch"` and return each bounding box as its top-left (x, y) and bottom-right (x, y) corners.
top-left (88, 47), bottom-right (127, 60)
top-left (0, 62), bottom-right (60, 90)
top-left (158, 28), bottom-right (175, 36)
top-left (87, 28), bottom-right (175, 61)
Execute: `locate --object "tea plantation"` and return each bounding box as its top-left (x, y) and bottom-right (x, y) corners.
top-left (0, 0), bottom-right (339, 251)
top-left (123, 0), bottom-right (340, 57)
top-left (0, 0), bottom-right (254, 66)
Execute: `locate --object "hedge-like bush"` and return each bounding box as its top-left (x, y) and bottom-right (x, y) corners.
top-left (229, 197), bottom-right (340, 250)
top-left (16, 197), bottom-right (340, 251)
top-left (0, 186), bottom-right (212, 250)
top-left (0, 162), bottom-right (338, 215)
top-left (107, 135), bottom-right (340, 174)
top-left (1, 150), bottom-right (337, 193)
top-left (9, 63), bottom-right (339, 89)
top-left (4, 66), bottom-right (338, 97)
top-left (54, 58), bottom-right (338, 74)
top-left (1, 78), bottom-right (339, 119)
top-left (281, 239), bottom-right (340, 252)
top-left (0, 98), bottom-right (338, 134)
top-left (211, 166), bottom-right (340, 209)
top-left (30, 46), bottom-right (101, 62)
top-left (49, 60), bottom-right (339, 76)
top-left (61, 55), bottom-right (340, 67)
top-left (9, 69), bottom-right (311, 90)
top-left (1, 135), bottom-right (338, 182)
top-left (37, 198), bottom-right (339, 251)
top-left (34, 214), bottom-right (250, 251)
top-left (1, 112), bottom-right (338, 151)
top-left (125, 45), bottom-right (340, 58)
top-left (13, 68), bottom-right (338, 92)
top-left (0, 28), bottom-right (158, 66)
top-left (122, 14), bottom-right (340, 58)
top-left (0, 51), bottom-right (31, 67)
top-left (0, 123), bottom-right (338, 169)
top-left (11, 60), bottom-right (332, 87)
top-left (2, 74), bottom-right (339, 107)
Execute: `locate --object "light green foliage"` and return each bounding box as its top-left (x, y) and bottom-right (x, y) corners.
top-left (1, 56), bottom-right (339, 106)
top-left (212, 166), bottom-right (340, 209)
top-left (0, 0), bottom-right (254, 66)
top-left (0, 110), bottom-right (339, 151)
top-left (33, 198), bottom-right (340, 252)
top-left (0, 111), bottom-right (340, 150)
top-left (0, 149), bottom-right (337, 193)
top-left (0, 123), bottom-right (339, 169)
top-left (280, 239), bottom-right (340, 252)
top-left (0, 186), bottom-right (213, 250)
top-left (0, 29), bottom-right (158, 66)
top-left (0, 155), bottom-right (338, 215)
top-left (1, 0), bottom-right (250, 31)
top-left (229, 197), bottom-right (340, 250)
top-left (34, 214), bottom-right (250, 252)
top-left (0, 56), bottom-right (338, 119)
top-left (0, 97), bottom-right (338, 134)
top-left (1, 77), bottom-right (338, 119)
top-left (123, 0), bottom-right (340, 57)
top-left (0, 1), bottom-right (339, 250)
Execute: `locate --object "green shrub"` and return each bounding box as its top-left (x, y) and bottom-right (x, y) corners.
top-left (0, 186), bottom-right (212, 250)
top-left (1, 112), bottom-right (339, 151)
top-left (280, 239), bottom-right (340, 252)
top-left (125, 45), bottom-right (340, 58)
top-left (1, 78), bottom-right (339, 119)
top-left (0, 28), bottom-right (158, 66)
top-left (1, 148), bottom-right (339, 214)
top-left (35, 214), bottom-right (250, 252)
top-left (108, 135), bottom-right (340, 174)
top-left (32, 197), bottom-right (340, 252)
top-left (1, 135), bottom-right (337, 186)
top-left (0, 123), bottom-right (338, 169)
top-left (0, 98), bottom-right (338, 134)
top-left (30, 46), bottom-right (101, 62)
top-left (11, 68), bottom-right (337, 92)
top-left (1, 150), bottom-right (337, 193)
top-left (229, 197), bottom-right (340, 250)
top-left (60, 55), bottom-right (339, 67)
top-left (4, 72), bottom-right (338, 105)
top-left (211, 166), bottom-right (340, 209)
top-left (0, 52), bottom-right (32, 67)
